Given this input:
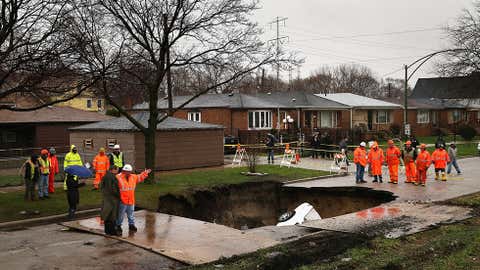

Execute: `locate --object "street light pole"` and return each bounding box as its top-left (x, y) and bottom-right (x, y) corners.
top-left (404, 64), bottom-right (408, 135)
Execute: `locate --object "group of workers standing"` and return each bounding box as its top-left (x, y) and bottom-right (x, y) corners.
top-left (353, 138), bottom-right (461, 185)
top-left (23, 144), bottom-right (151, 235)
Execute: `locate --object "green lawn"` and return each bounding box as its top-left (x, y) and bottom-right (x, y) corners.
top-left (0, 175), bottom-right (23, 187)
top-left (0, 165), bottom-right (329, 223)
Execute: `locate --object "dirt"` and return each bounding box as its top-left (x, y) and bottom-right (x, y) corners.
top-left (157, 181), bottom-right (396, 229)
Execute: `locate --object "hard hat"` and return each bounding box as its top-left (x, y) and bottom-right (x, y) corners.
top-left (40, 149), bottom-right (49, 155)
top-left (99, 147), bottom-right (105, 152)
top-left (49, 147), bottom-right (56, 154)
top-left (420, 144), bottom-right (426, 149)
top-left (113, 144), bottom-right (120, 150)
top-left (387, 140), bottom-right (394, 145)
top-left (122, 164), bottom-right (133, 172)
top-left (360, 142), bottom-right (366, 147)
top-left (405, 140), bottom-right (412, 145)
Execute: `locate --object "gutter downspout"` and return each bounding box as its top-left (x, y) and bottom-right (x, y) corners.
top-left (350, 108), bottom-right (353, 129)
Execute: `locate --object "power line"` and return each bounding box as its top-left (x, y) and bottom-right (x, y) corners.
top-left (287, 26), bottom-right (443, 41)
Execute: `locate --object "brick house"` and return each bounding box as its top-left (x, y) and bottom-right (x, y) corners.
top-left (132, 91), bottom-right (401, 143)
top-left (386, 72), bottom-right (480, 136)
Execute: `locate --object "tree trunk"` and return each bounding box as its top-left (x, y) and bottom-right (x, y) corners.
top-left (144, 128), bottom-right (156, 183)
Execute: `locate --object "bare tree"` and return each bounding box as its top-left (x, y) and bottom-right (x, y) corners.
top-left (0, 0), bottom-right (97, 111)
top-left (438, 1), bottom-right (480, 76)
top-left (68, 0), bottom-right (278, 181)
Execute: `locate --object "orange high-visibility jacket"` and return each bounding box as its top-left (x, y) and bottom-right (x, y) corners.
top-left (386, 146), bottom-right (401, 165)
top-left (431, 149), bottom-right (450, 169)
top-left (416, 150), bottom-right (431, 170)
top-left (368, 148), bottom-right (384, 175)
top-left (116, 171), bottom-right (149, 205)
top-left (93, 154), bottom-right (110, 174)
top-left (354, 147), bottom-right (368, 167)
top-left (48, 155), bottom-right (59, 174)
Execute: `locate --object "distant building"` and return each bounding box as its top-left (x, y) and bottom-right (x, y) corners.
top-left (0, 106), bottom-right (112, 155)
top-left (385, 72), bottom-right (480, 136)
top-left (69, 113), bottom-right (224, 171)
top-left (132, 91), bottom-right (401, 143)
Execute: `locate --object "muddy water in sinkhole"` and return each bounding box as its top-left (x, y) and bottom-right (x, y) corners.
top-left (157, 181), bottom-right (396, 230)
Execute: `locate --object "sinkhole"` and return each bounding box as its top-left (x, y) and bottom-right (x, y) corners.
top-left (157, 181), bottom-right (396, 230)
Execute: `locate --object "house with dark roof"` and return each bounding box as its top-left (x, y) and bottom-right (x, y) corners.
top-left (69, 112), bottom-right (224, 171)
top-left (132, 91), bottom-right (401, 143)
top-left (0, 106), bottom-right (112, 154)
top-left (399, 72), bottom-right (480, 136)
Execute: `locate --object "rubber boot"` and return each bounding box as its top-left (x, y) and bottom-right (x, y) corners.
top-left (435, 172), bottom-right (439, 180)
top-left (442, 172), bottom-right (447, 181)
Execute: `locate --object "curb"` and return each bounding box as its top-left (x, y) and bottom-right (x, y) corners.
top-left (0, 208), bottom-right (100, 230)
top-left (282, 173), bottom-right (349, 185)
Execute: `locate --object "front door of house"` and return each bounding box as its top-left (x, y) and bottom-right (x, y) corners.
top-left (367, 110), bottom-right (373, 130)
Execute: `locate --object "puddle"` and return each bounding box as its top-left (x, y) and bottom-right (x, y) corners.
top-left (157, 181), bottom-right (396, 229)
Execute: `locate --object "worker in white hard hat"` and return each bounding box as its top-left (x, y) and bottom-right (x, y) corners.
top-left (353, 142), bottom-right (368, 184)
top-left (115, 164), bottom-right (151, 234)
top-left (109, 144), bottom-right (125, 172)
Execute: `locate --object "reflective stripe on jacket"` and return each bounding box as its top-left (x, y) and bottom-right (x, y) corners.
top-left (353, 147), bottom-right (367, 167)
top-left (93, 154), bottom-right (110, 173)
top-left (116, 171), bottom-right (148, 205)
top-left (38, 157), bottom-right (50, 175)
top-left (112, 153), bottom-right (124, 168)
top-left (431, 149), bottom-right (450, 169)
top-left (416, 150), bottom-right (431, 170)
top-left (386, 146), bottom-right (401, 165)
top-left (368, 148), bottom-right (384, 175)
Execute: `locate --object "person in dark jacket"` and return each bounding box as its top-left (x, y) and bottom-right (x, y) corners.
top-left (66, 173), bottom-right (81, 219)
top-left (435, 135), bottom-right (446, 149)
top-left (24, 155), bottom-right (39, 201)
top-left (410, 135), bottom-right (420, 149)
top-left (311, 133), bottom-right (320, 159)
top-left (265, 133), bottom-right (276, 164)
top-left (100, 166), bottom-right (120, 235)
top-left (339, 137), bottom-right (350, 166)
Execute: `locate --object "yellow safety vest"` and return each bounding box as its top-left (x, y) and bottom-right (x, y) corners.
top-left (63, 152), bottom-right (83, 190)
top-left (26, 160), bottom-right (35, 180)
top-left (38, 158), bottom-right (50, 175)
top-left (112, 153), bottom-right (123, 168)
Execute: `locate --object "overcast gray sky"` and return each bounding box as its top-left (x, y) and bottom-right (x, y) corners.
top-left (254, 0), bottom-right (474, 86)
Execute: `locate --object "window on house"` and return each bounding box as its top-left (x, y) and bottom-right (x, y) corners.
top-left (432, 111), bottom-right (438, 125)
top-left (86, 99), bottom-right (92, 109)
top-left (83, 138), bottom-right (93, 149)
top-left (376, 110), bottom-right (390, 124)
top-left (452, 110), bottom-right (463, 123)
top-left (317, 111), bottom-right (334, 128)
top-left (187, 112), bottom-right (201, 122)
top-left (417, 110), bottom-right (430, 124)
top-left (248, 110), bottom-right (272, 129)
top-left (106, 139), bottom-right (117, 149)
top-left (97, 99), bottom-right (103, 109)
top-left (4, 131), bottom-right (16, 143)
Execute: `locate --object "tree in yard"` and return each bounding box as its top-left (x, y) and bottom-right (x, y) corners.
top-left (0, 0), bottom-right (98, 110)
top-left (68, 0), bottom-right (280, 181)
top-left (438, 1), bottom-right (480, 76)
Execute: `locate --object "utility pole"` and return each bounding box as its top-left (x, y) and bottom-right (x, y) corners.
top-left (163, 14), bottom-right (173, 116)
top-left (404, 64), bottom-right (408, 133)
top-left (268, 16), bottom-right (288, 90)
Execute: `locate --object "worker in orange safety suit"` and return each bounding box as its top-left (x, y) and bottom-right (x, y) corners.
top-left (48, 147), bottom-right (59, 193)
top-left (116, 164), bottom-right (151, 234)
top-left (401, 141), bottom-right (417, 183)
top-left (353, 142), bottom-right (368, 184)
top-left (431, 144), bottom-right (450, 181)
top-left (368, 142), bottom-right (384, 183)
top-left (416, 144), bottom-right (431, 186)
top-left (92, 148), bottom-right (110, 190)
top-left (385, 140), bottom-right (401, 184)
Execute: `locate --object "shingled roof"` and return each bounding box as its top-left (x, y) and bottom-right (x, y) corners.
top-left (70, 112), bottom-right (224, 132)
top-left (132, 91), bottom-right (350, 110)
top-left (0, 106), bottom-right (112, 124)
top-left (411, 72), bottom-right (480, 99)
top-left (317, 93), bottom-right (402, 109)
